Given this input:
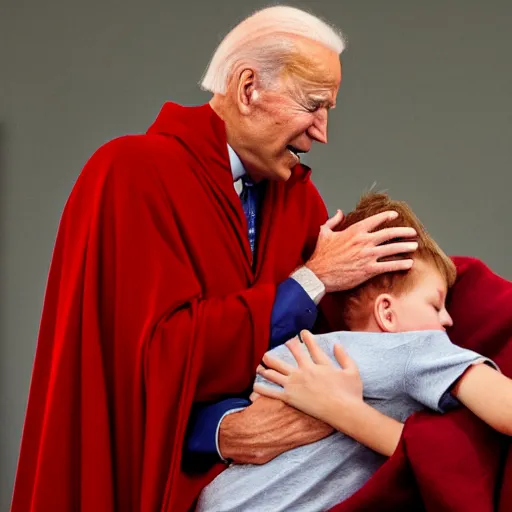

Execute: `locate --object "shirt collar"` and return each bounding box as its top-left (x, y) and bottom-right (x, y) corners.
top-left (227, 144), bottom-right (246, 182)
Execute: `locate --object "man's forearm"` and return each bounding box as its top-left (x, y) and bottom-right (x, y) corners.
top-left (327, 401), bottom-right (403, 457)
top-left (185, 398), bottom-right (250, 459)
top-left (186, 274), bottom-right (323, 461)
top-left (218, 397), bottom-right (334, 464)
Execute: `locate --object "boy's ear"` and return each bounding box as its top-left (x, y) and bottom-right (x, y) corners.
top-left (374, 294), bottom-right (399, 333)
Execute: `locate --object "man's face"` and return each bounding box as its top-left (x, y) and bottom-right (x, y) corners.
top-left (239, 40), bottom-right (341, 181)
top-left (390, 260), bottom-right (454, 332)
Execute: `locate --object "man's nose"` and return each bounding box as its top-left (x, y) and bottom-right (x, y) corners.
top-left (307, 110), bottom-right (328, 144)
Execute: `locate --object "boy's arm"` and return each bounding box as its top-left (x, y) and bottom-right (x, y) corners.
top-left (451, 363), bottom-right (512, 436)
top-left (255, 333), bottom-right (405, 457)
top-left (325, 401), bottom-right (404, 457)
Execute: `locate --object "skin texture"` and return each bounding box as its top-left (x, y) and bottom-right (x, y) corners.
top-left (210, 37), bottom-right (341, 183)
top-left (305, 210), bottom-right (418, 293)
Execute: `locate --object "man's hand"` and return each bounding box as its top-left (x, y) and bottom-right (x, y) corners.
top-left (306, 209), bottom-right (418, 293)
top-left (218, 396), bottom-right (334, 465)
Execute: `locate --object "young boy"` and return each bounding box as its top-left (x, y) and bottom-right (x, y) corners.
top-left (196, 193), bottom-right (510, 512)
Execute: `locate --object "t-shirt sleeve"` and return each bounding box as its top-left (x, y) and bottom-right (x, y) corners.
top-left (403, 331), bottom-right (499, 412)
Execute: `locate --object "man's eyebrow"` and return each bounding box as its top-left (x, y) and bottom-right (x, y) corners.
top-left (308, 93), bottom-right (336, 108)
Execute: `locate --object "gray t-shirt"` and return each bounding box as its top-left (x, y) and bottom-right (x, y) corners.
top-left (197, 330), bottom-right (495, 512)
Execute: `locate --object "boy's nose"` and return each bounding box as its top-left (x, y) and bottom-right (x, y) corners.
top-left (442, 310), bottom-right (454, 328)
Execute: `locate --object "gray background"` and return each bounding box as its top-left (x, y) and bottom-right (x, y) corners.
top-left (1, 0), bottom-right (511, 507)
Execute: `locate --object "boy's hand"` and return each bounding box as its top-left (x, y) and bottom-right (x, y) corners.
top-left (254, 330), bottom-right (404, 457)
top-left (254, 330), bottom-right (363, 425)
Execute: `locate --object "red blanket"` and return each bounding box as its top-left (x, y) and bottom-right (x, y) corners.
top-left (330, 256), bottom-right (512, 512)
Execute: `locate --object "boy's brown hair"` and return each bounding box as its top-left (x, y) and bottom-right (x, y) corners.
top-left (331, 192), bottom-right (456, 330)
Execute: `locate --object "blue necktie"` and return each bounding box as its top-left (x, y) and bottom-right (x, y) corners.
top-left (240, 176), bottom-right (257, 254)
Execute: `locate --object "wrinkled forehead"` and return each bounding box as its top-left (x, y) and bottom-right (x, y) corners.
top-left (279, 39), bottom-right (342, 100)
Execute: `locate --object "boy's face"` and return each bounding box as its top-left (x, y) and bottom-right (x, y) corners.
top-left (375, 260), bottom-right (453, 332)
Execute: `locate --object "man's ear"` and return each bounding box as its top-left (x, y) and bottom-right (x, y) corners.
top-left (236, 68), bottom-right (259, 115)
top-left (374, 294), bottom-right (399, 333)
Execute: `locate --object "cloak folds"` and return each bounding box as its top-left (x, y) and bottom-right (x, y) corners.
top-left (11, 102), bottom-right (328, 511)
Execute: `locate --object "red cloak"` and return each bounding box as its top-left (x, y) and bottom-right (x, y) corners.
top-left (11, 102), bottom-right (328, 512)
top-left (327, 256), bottom-right (512, 511)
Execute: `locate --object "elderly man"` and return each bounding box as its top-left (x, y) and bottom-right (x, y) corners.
top-left (12, 6), bottom-right (417, 512)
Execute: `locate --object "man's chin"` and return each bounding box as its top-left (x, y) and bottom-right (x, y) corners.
top-left (267, 167), bottom-right (293, 182)
top-left (249, 163), bottom-right (293, 182)
top-left (279, 166), bottom-right (294, 181)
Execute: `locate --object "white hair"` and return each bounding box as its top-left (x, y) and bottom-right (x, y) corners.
top-left (200, 5), bottom-right (346, 94)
